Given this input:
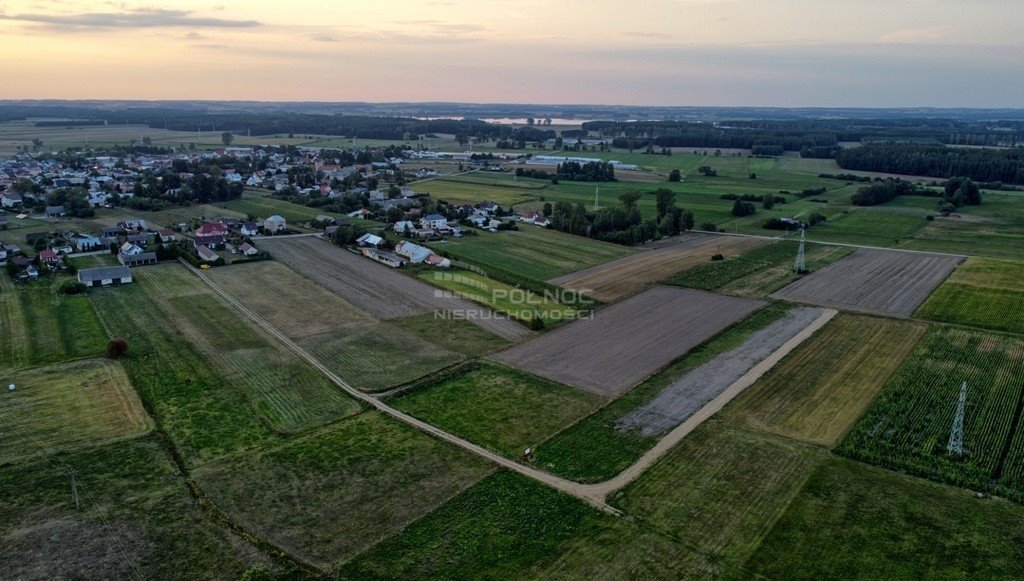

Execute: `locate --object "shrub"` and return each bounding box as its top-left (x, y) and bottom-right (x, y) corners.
top-left (57, 279), bottom-right (87, 295)
top-left (700, 221), bottom-right (718, 231)
top-left (711, 253), bottom-right (725, 261)
top-left (106, 338), bottom-right (128, 359)
top-left (731, 200), bottom-right (756, 217)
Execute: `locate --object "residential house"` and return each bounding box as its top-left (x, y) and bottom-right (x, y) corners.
top-left (393, 220), bottom-right (416, 234)
top-left (120, 242), bottom-right (144, 256)
top-left (196, 245), bottom-right (220, 262)
top-left (238, 242), bottom-right (258, 256)
top-left (45, 205), bottom-right (66, 218)
top-left (240, 222), bottom-right (260, 237)
top-left (156, 229), bottom-right (176, 243)
top-left (78, 265), bottom-right (132, 287)
top-left (1, 193), bottom-right (22, 208)
top-left (194, 222), bottom-right (228, 247)
top-left (425, 254), bottom-right (451, 268)
top-left (477, 201), bottom-right (499, 214)
top-left (73, 234), bottom-right (103, 252)
top-left (117, 219), bottom-right (148, 231)
top-left (348, 208), bottom-right (370, 219)
top-left (264, 214), bottom-right (287, 234)
top-left (38, 249), bottom-right (62, 268)
top-left (101, 226), bottom-right (126, 238)
top-left (420, 214), bottom-right (448, 230)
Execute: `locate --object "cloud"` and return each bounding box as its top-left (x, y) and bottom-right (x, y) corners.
top-left (0, 7), bottom-right (260, 30)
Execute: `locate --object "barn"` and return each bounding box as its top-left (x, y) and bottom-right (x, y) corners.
top-left (78, 266), bottom-right (132, 287)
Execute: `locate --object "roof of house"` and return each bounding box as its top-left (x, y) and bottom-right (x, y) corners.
top-left (196, 245), bottom-right (219, 260)
top-left (45, 205), bottom-right (66, 213)
top-left (195, 222), bottom-right (228, 235)
top-left (239, 243), bottom-right (256, 253)
top-left (422, 214), bottom-right (446, 221)
top-left (38, 249), bottom-right (57, 260)
top-left (78, 265), bottom-right (131, 282)
top-left (266, 214), bottom-right (285, 222)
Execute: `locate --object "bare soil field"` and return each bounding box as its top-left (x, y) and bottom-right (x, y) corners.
top-left (549, 235), bottom-right (770, 302)
top-left (617, 307), bottom-right (825, 436)
top-left (771, 248), bottom-right (962, 317)
top-left (490, 286), bottom-right (764, 396)
top-left (261, 237), bottom-right (528, 340)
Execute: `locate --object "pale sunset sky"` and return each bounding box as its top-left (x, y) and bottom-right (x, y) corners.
top-left (0, 0), bottom-right (1021, 107)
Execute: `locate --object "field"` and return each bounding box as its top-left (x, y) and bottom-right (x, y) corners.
top-left (389, 363), bottom-right (604, 458)
top-left (744, 457), bottom-right (1024, 579)
top-left (417, 269), bottom-right (576, 325)
top-left (428, 224), bottom-right (637, 281)
top-left (725, 314), bottom-right (927, 446)
top-left (206, 259), bottom-right (511, 391)
top-left (0, 437), bottom-right (270, 579)
top-left (549, 234), bottom-right (769, 302)
top-left (134, 264), bottom-right (362, 433)
top-left (0, 275), bottom-right (108, 370)
top-left (667, 240), bottom-right (854, 297)
top-left (491, 286), bottom-right (764, 396)
top-left (534, 304), bottom-right (793, 482)
top-left (0, 358), bottom-right (152, 465)
top-left (838, 325), bottom-right (1024, 498)
top-left (617, 306), bottom-right (825, 436)
top-left (193, 411), bottom-right (493, 571)
top-left (772, 248), bottom-right (962, 317)
top-left (260, 236), bottom-right (527, 340)
top-left (218, 190), bottom-right (352, 225)
top-left (916, 257), bottom-right (1024, 335)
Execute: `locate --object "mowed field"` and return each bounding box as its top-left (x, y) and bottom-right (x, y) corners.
top-left (838, 325), bottom-right (1024, 498)
top-left (428, 224), bottom-right (637, 281)
top-left (260, 236), bottom-right (528, 340)
top-left (417, 269), bottom-right (576, 325)
top-left (916, 257), bottom-right (1024, 335)
top-left (0, 358), bottom-right (153, 464)
top-left (772, 248), bottom-right (962, 317)
top-left (491, 286), bottom-right (764, 396)
top-left (206, 260), bottom-right (511, 391)
top-left (549, 234), bottom-right (770, 302)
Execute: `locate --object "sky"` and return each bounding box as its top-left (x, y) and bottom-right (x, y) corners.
top-left (0, 0), bottom-right (1022, 107)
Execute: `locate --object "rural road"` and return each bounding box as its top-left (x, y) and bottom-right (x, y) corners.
top-left (181, 259), bottom-right (836, 513)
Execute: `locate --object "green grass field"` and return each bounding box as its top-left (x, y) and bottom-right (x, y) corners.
top-left (838, 325), bottom-right (1024, 498)
top-left (429, 225), bottom-right (636, 281)
top-left (390, 363), bottom-right (604, 458)
top-left (666, 240), bottom-right (853, 297)
top-left (916, 257), bottom-right (1024, 335)
top-left (743, 457), bottom-right (1024, 579)
top-left (193, 411), bottom-right (493, 571)
top-left (0, 437), bottom-right (273, 578)
top-left (0, 358), bottom-right (152, 465)
top-left (534, 304), bottom-right (790, 482)
top-left (0, 275), bottom-right (108, 370)
top-left (416, 269), bottom-right (576, 324)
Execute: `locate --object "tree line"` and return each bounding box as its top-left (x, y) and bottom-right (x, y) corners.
top-left (836, 144), bottom-right (1024, 184)
top-left (549, 188), bottom-right (693, 245)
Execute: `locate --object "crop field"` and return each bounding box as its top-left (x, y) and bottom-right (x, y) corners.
top-left (0, 359), bottom-right (152, 465)
top-left (838, 325), bottom-right (1024, 497)
top-left (0, 276), bottom-right (108, 370)
top-left (133, 265), bottom-right (361, 433)
top-left (390, 363), bottom-right (604, 458)
top-left (898, 191), bottom-right (1024, 261)
top-left (772, 248), bottom-right (962, 317)
top-left (491, 286), bottom-right (764, 396)
top-left (194, 411), bottom-right (493, 571)
top-left (916, 257), bottom-right (1024, 335)
top-left (0, 437), bottom-right (269, 579)
top-left (725, 315), bottom-right (926, 446)
top-left (617, 306), bottom-right (826, 436)
top-left (429, 224), bottom-right (637, 281)
top-left (417, 269), bottom-right (576, 325)
top-left (612, 422), bottom-right (825, 577)
top-left (548, 234), bottom-right (770, 302)
top-left (667, 240), bottom-right (854, 297)
top-left (415, 177), bottom-right (541, 206)
top-left (534, 304), bottom-right (792, 482)
top-left (743, 457), bottom-right (1024, 579)
top-left (261, 236), bottom-right (527, 340)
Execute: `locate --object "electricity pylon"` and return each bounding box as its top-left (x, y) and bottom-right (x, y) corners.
top-left (794, 228), bottom-right (806, 273)
top-left (948, 381), bottom-right (967, 456)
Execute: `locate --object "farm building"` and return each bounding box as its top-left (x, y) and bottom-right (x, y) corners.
top-left (118, 251), bottom-right (157, 266)
top-left (120, 242), bottom-right (144, 256)
top-left (361, 247), bottom-right (406, 268)
top-left (45, 205), bottom-right (66, 218)
top-left (196, 245), bottom-right (220, 262)
top-left (78, 265), bottom-right (132, 287)
top-left (356, 233), bottom-right (384, 248)
top-left (394, 241), bottom-right (435, 264)
top-left (264, 215), bottom-right (287, 233)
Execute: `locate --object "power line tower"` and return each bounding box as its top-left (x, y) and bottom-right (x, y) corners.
top-left (948, 381), bottom-right (967, 456)
top-left (793, 228), bottom-right (806, 273)
top-left (593, 187), bottom-right (600, 211)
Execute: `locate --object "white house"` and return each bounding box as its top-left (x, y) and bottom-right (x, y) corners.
top-left (393, 220), bottom-right (416, 234)
top-left (420, 214), bottom-right (448, 230)
top-left (196, 245), bottom-right (220, 262)
top-left (264, 214), bottom-right (287, 233)
top-left (240, 222), bottom-right (260, 237)
top-left (1, 193), bottom-right (23, 208)
top-left (238, 242), bottom-right (258, 256)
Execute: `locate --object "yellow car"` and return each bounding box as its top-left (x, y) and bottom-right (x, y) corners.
top-left (199, 264), bottom-right (211, 270)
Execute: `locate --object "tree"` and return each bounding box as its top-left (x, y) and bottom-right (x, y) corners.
top-left (654, 188), bottom-right (676, 219)
top-left (106, 338), bottom-right (129, 359)
top-left (697, 165), bottom-right (717, 177)
top-left (763, 195), bottom-right (775, 210)
top-left (731, 200), bottom-right (756, 217)
top-left (526, 117), bottom-right (535, 126)
top-left (542, 202), bottom-right (553, 217)
top-left (668, 169), bottom-right (681, 182)
top-left (618, 191), bottom-right (641, 209)
top-left (221, 132), bottom-right (234, 146)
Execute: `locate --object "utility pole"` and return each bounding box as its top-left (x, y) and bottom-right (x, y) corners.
top-left (948, 381), bottom-right (967, 456)
top-left (69, 469), bottom-right (80, 509)
top-left (794, 228), bottom-right (806, 273)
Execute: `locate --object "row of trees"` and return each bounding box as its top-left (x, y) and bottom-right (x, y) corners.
top-left (836, 144), bottom-right (1024, 184)
top-left (850, 177), bottom-right (981, 208)
top-left (549, 188), bottom-right (693, 245)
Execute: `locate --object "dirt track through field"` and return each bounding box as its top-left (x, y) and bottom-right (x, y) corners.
top-left (490, 286), bottom-right (765, 396)
top-left (618, 307), bottom-right (825, 436)
top-left (260, 237), bottom-right (529, 340)
top-left (182, 259), bottom-right (837, 510)
top-left (548, 234), bottom-right (769, 302)
top-left (771, 248), bottom-right (962, 317)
